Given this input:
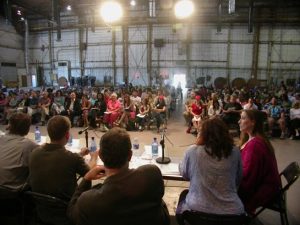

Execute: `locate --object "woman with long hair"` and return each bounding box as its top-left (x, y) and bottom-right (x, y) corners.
top-left (176, 118), bottom-right (244, 224)
top-left (238, 109), bottom-right (281, 215)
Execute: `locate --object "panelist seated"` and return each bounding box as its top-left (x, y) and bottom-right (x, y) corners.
top-left (176, 118), bottom-right (245, 224)
top-left (67, 127), bottom-right (170, 225)
top-left (0, 113), bottom-right (38, 190)
top-left (29, 115), bottom-right (98, 225)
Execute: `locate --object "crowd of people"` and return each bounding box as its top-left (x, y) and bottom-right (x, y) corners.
top-left (0, 85), bottom-right (181, 133)
top-left (183, 82), bottom-right (300, 140)
top-left (0, 81), bottom-right (299, 225)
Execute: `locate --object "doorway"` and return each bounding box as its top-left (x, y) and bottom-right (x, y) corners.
top-left (173, 74), bottom-right (187, 100)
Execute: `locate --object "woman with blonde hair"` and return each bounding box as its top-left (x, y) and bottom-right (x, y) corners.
top-left (238, 109), bottom-right (281, 215)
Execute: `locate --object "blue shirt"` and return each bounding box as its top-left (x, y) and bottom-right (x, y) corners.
top-left (177, 145), bottom-right (244, 215)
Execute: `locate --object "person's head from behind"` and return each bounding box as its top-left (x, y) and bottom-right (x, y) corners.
top-left (99, 127), bottom-right (132, 169)
top-left (197, 118), bottom-right (233, 160)
top-left (47, 115), bottom-right (71, 144)
top-left (8, 113), bottom-right (31, 136)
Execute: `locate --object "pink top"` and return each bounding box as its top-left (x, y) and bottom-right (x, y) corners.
top-left (238, 137), bottom-right (281, 214)
top-left (107, 99), bottom-right (121, 112)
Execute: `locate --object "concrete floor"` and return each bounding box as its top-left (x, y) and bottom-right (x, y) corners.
top-left (1, 100), bottom-right (299, 225)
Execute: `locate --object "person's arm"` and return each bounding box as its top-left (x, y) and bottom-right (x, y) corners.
top-left (239, 140), bottom-right (263, 193)
top-left (179, 147), bottom-right (192, 181)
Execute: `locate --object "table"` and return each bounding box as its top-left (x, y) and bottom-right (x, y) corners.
top-left (34, 136), bottom-right (185, 181)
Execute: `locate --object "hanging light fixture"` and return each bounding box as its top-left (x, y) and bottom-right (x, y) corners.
top-left (100, 1), bottom-right (123, 23)
top-left (174, 0), bottom-right (194, 19)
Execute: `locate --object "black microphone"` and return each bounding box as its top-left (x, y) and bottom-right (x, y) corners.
top-left (78, 127), bottom-right (89, 134)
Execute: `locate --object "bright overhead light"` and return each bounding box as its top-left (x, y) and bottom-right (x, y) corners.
top-left (20, 17), bottom-right (24, 21)
top-left (130, 0), bottom-right (136, 6)
top-left (174, 0), bottom-right (194, 19)
top-left (66, 5), bottom-right (72, 11)
top-left (17, 10), bottom-right (22, 15)
top-left (100, 1), bottom-right (123, 23)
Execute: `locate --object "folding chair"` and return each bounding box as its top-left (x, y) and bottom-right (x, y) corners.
top-left (0, 185), bottom-right (25, 225)
top-left (24, 191), bottom-right (72, 225)
top-left (253, 162), bottom-right (300, 225)
top-left (181, 210), bottom-right (249, 225)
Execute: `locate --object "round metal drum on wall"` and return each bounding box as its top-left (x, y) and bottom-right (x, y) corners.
top-left (231, 78), bottom-right (246, 89)
top-left (247, 78), bottom-right (259, 88)
top-left (214, 77), bottom-right (227, 89)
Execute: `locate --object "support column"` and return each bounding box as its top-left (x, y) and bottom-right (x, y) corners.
top-left (251, 24), bottom-right (260, 81)
top-left (112, 28), bottom-right (116, 86)
top-left (267, 25), bottom-right (273, 85)
top-left (79, 27), bottom-right (84, 78)
top-left (122, 25), bottom-right (129, 85)
top-left (226, 24), bottom-right (231, 87)
top-left (147, 24), bottom-right (153, 86)
top-left (186, 24), bottom-right (192, 84)
top-left (48, 22), bottom-right (54, 76)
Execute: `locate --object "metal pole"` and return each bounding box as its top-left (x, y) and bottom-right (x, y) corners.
top-left (112, 28), bottom-right (116, 86)
top-left (122, 25), bottom-right (129, 85)
top-left (147, 24), bottom-right (153, 86)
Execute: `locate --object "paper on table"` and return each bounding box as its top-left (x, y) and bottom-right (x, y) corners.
top-left (104, 111), bottom-right (111, 114)
top-left (136, 114), bottom-right (145, 118)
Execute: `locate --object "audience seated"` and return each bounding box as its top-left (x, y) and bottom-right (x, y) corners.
top-left (136, 97), bottom-right (150, 131)
top-left (176, 118), bottom-right (245, 225)
top-left (80, 94), bottom-right (91, 128)
top-left (238, 110), bottom-right (281, 215)
top-left (221, 94), bottom-right (243, 128)
top-left (61, 92), bottom-right (82, 127)
top-left (51, 90), bottom-right (65, 115)
top-left (0, 113), bottom-right (38, 190)
top-left (266, 97), bottom-right (286, 139)
top-left (67, 127), bottom-right (170, 225)
top-left (103, 92), bottom-right (122, 128)
top-left (183, 91), bottom-right (196, 131)
top-left (88, 92), bottom-right (107, 130)
top-left (289, 101), bottom-right (300, 139)
top-left (152, 95), bottom-right (167, 133)
top-left (38, 91), bottom-right (51, 125)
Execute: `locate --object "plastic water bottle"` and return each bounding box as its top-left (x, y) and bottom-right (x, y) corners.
top-left (151, 137), bottom-right (158, 156)
top-left (89, 137), bottom-right (97, 152)
top-left (35, 126), bottom-right (41, 143)
top-left (67, 134), bottom-right (73, 146)
top-left (132, 137), bottom-right (139, 150)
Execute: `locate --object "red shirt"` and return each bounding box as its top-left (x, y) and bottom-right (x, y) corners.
top-left (191, 103), bottom-right (203, 116)
top-left (238, 137), bottom-right (281, 214)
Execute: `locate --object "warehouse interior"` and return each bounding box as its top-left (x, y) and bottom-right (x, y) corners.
top-left (0, 0), bottom-right (300, 225)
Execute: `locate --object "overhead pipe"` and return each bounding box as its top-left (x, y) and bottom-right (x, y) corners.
top-left (29, 16), bottom-right (300, 32)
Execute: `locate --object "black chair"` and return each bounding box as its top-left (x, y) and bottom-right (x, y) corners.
top-left (253, 161), bottom-right (300, 225)
top-left (181, 210), bottom-right (249, 225)
top-left (24, 191), bottom-right (72, 225)
top-left (0, 185), bottom-right (25, 225)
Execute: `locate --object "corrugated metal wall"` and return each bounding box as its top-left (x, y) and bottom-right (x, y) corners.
top-left (20, 22), bottom-right (300, 87)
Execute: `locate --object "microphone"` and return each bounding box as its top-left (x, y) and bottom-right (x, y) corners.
top-left (78, 127), bottom-right (89, 135)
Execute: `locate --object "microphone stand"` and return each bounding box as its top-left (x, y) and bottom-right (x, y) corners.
top-left (85, 130), bottom-right (88, 148)
top-left (156, 129), bottom-right (171, 164)
top-left (78, 127), bottom-right (89, 148)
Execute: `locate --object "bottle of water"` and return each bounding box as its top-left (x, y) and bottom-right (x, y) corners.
top-left (132, 137), bottom-right (139, 150)
top-left (67, 134), bottom-right (73, 146)
top-left (89, 137), bottom-right (97, 152)
top-left (35, 126), bottom-right (41, 143)
top-left (151, 137), bottom-right (158, 156)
